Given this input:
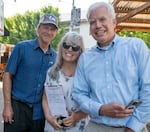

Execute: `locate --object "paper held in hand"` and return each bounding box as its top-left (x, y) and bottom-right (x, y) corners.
top-left (45, 85), bottom-right (68, 117)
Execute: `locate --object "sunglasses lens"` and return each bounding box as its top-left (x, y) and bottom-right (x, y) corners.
top-left (63, 42), bottom-right (70, 49)
top-left (63, 42), bottom-right (80, 52)
top-left (72, 46), bottom-right (80, 51)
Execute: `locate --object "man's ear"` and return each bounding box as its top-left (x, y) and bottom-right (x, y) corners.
top-left (113, 18), bottom-right (117, 28)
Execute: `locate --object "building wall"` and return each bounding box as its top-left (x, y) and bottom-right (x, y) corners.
top-left (0, 0), bottom-right (4, 36)
top-left (61, 11), bottom-right (96, 49)
top-left (79, 22), bottom-right (96, 49)
top-left (64, 21), bottom-right (96, 49)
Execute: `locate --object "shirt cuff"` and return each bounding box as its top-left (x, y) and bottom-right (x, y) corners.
top-left (90, 101), bottom-right (102, 117)
top-left (126, 116), bottom-right (145, 132)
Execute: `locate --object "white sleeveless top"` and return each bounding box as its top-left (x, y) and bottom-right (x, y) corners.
top-left (44, 69), bottom-right (88, 132)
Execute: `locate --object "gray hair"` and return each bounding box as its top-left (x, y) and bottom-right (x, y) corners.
top-left (49, 31), bottom-right (85, 79)
top-left (87, 2), bottom-right (116, 20)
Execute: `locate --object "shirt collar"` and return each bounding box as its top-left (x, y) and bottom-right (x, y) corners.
top-left (96, 34), bottom-right (118, 51)
top-left (33, 38), bottom-right (54, 56)
top-left (33, 38), bottom-right (40, 50)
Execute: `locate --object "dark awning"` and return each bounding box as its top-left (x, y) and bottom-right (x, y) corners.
top-left (4, 26), bottom-right (10, 36)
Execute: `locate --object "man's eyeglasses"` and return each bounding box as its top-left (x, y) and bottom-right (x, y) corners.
top-left (62, 42), bottom-right (80, 52)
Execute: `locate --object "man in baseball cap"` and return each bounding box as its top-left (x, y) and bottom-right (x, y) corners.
top-left (38, 13), bottom-right (58, 29)
top-left (2, 13), bottom-right (58, 132)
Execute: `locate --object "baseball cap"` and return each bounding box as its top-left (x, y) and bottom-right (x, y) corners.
top-left (38, 14), bottom-right (58, 29)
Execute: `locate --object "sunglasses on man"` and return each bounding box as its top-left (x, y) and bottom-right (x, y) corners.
top-left (62, 42), bottom-right (81, 52)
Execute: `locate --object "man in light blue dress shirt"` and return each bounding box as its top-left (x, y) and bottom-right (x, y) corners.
top-left (72, 2), bottom-right (150, 132)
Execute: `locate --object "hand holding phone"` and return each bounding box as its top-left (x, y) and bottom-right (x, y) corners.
top-left (125, 99), bottom-right (142, 109)
top-left (57, 116), bottom-right (66, 126)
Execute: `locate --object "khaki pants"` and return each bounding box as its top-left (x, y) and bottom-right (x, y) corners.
top-left (84, 121), bottom-right (148, 132)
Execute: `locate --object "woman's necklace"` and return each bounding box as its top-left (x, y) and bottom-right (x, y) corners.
top-left (61, 69), bottom-right (74, 82)
top-left (64, 76), bottom-right (69, 82)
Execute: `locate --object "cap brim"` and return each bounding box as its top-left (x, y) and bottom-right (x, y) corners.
top-left (40, 21), bottom-right (58, 29)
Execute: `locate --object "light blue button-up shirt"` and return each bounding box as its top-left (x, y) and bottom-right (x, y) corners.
top-left (72, 35), bottom-right (150, 132)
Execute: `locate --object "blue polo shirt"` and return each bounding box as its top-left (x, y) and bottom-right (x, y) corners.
top-left (5, 38), bottom-right (56, 120)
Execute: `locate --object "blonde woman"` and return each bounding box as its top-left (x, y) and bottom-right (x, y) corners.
top-left (42, 32), bottom-right (88, 132)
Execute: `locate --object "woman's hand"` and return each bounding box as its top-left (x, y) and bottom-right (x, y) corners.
top-left (62, 111), bottom-right (76, 128)
top-left (46, 115), bottom-right (63, 130)
top-left (63, 109), bottom-right (87, 128)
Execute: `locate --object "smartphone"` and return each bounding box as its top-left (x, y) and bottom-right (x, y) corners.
top-left (125, 99), bottom-right (142, 109)
top-left (57, 116), bottom-right (66, 126)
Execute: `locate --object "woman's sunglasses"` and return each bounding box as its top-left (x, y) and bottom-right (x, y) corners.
top-left (62, 42), bottom-right (81, 52)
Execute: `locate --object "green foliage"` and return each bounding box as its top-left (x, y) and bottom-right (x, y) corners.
top-left (119, 30), bottom-right (150, 49)
top-left (0, 6), bottom-right (65, 49)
